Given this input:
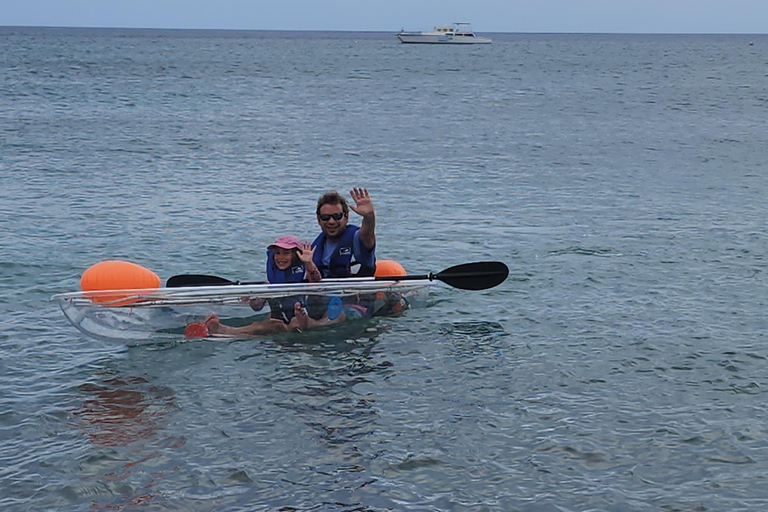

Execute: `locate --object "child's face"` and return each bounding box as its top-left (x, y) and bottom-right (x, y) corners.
top-left (273, 247), bottom-right (297, 270)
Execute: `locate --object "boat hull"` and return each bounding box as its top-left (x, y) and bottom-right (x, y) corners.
top-left (53, 279), bottom-right (433, 345)
top-left (396, 34), bottom-right (491, 44)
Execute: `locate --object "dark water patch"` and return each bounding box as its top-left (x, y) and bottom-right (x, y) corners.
top-left (547, 246), bottom-right (623, 258)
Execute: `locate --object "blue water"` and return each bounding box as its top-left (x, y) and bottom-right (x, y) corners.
top-left (2, 27), bottom-right (768, 511)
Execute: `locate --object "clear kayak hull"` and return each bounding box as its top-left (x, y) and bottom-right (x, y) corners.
top-left (53, 278), bottom-right (433, 345)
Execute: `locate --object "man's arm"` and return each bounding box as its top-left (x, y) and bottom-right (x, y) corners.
top-left (349, 187), bottom-right (375, 250)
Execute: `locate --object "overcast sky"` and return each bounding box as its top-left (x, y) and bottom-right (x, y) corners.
top-left (3, 0), bottom-right (767, 34)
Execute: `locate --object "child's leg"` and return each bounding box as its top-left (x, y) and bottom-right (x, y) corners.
top-left (289, 302), bottom-right (346, 330)
top-left (306, 311), bottom-right (347, 328)
top-left (288, 302), bottom-right (309, 332)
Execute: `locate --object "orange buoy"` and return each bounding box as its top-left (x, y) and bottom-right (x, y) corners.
top-left (374, 260), bottom-right (406, 277)
top-left (80, 260), bottom-right (160, 304)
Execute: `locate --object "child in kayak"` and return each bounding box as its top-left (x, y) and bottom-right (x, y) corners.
top-left (202, 235), bottom-right (344, 336)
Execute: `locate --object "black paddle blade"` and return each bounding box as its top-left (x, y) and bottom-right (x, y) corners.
top-left (434, 261), bottom-right (509, 290)
top-left (166, 274), bottom-right (235, 288)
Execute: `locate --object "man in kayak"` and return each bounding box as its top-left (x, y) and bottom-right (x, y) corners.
top-left (310, 187), bottom-right (377, 319)
top-left (311, 187), bottom-right (376, 279)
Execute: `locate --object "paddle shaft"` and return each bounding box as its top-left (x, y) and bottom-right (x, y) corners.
top-left (166, 261), bottom-right (508, 291)
top-left (228, 274), bottom-right (433, 286)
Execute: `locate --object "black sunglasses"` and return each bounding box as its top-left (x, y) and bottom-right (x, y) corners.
top-left (318, 212), bottom-right (345, 221)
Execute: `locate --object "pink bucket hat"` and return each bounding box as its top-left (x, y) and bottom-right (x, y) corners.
top-left (268, 235), bottom-right (302, 251)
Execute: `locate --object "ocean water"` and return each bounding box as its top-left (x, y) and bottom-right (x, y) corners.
top-left (1, 27), bottom-right (768, 511)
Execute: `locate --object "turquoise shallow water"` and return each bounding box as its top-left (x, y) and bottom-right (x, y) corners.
top-left (1, 27), bottom-right (768, 511)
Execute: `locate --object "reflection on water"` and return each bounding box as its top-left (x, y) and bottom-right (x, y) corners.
top-left (253, 320), bottom-right (390, 450)
top-left (74, 374), bottom-right (176, 447)
top-left (68, 370), bottom-right (185, 510)
top-left (194, 321), bottom-right (403, 509)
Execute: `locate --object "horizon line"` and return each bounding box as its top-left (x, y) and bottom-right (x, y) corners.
top-left (1, 25), bottom-right (766, 36)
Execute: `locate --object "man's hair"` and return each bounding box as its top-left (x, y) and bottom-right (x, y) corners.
top-left (316, 191), bottom-right (349, 216)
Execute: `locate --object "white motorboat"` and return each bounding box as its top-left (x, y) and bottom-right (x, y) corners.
top-left (396, 23), bottom-right (492, 45)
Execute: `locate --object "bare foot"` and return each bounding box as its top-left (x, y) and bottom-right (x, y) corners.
top-left (204, 314), bottom-right (223, 335)
top-left (293, 302), bottom-right (309, 332)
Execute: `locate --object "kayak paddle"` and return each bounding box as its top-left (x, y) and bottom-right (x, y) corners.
top-left (166, 274), bottom-right (246, 287)
top-left (423, 261), bottom-right (509, 290)
top-left (166, 261), bottom-right (509, 291)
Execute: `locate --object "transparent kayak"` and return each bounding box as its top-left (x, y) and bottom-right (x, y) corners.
top-left (52, 278), bottom-right (433, 345)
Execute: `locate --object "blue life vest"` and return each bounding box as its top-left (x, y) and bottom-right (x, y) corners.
top-left (266, 249), bottom-right (306, 322)
top-left (266, 249), bottom-right (306, 284)
top-left (309, 226), bottom-right (376, 320)
top-left (311, 225), bottom-right (375, 278)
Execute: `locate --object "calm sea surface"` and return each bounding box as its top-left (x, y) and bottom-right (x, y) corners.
top-left (2, 27), bottom-right (768, 511)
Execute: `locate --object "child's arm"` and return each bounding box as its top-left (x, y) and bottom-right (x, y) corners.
top-left (305, 261), bottom-right (322, 283)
